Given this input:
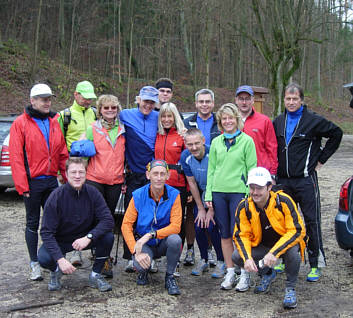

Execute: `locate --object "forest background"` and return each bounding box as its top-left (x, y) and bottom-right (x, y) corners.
top-left (1, 0), bottom-right (353, 131)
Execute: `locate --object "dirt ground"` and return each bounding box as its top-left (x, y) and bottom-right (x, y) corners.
top-left (1, 137), bottom-right (353, 318)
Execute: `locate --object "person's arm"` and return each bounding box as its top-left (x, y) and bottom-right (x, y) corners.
top-left (265, 118), bottom-right (278, 175)
top-left (316, 116), bottom-right (343, 165)
top-left (233, 200), bottom-right (253, 263)
top-left (186, 176), bottom-right (207, 227)
top-left (245, 137), bottom-right (257, 176)
top-left (57, 111), bottom-right (65, 136)
top-left (9, 118), bottom-right (28, 195)
top-left (268, 194), bottom-right (306, 258)
top-left (121, 198), bottom-right (139, 254)
top-left (155, 194), bottom-right (182, 239)
top-left (205, 142), bottom-right (217, 203)
top-left (40, 191), bottom-right (65, 261)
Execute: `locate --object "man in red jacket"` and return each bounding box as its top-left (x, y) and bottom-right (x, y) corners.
top-left (9, 83), bottom-right (68, 282)
top-left (235, 85), bottom-right (278, 177)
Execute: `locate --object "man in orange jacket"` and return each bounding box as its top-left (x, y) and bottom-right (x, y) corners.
top-left (232, 167), bottom-right (306, 309)
top-left (9, 83), bottom-right (68, 282)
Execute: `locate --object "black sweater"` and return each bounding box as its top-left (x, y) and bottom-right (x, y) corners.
top-left (273, 105), bottom-right (343, 178)
top-left (40, 183), bottom-right (114, 261)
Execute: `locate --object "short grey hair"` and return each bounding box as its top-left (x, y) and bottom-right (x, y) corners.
top-left (195, 89), bottom-right (215, 102)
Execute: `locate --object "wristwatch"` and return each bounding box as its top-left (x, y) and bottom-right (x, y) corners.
top-left (87, 233), bottom-right (93, 240)
top-left (149, 230), bottom-right (157, 239)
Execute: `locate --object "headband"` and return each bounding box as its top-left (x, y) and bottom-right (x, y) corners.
top-left (146, 159), bottom-right (169, 172)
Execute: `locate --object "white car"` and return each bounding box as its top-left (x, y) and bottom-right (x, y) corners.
top-left (0, 115), bottom-right (17, 192)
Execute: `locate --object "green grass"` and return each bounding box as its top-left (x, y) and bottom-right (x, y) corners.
top-left (338, 122), bottom-right (353, 134)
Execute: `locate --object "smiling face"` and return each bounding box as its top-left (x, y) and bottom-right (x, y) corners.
top-left (30, 96), bottom-right (52, 114)
top-left (160, 111), bottom-right (175, 129)
top-left (67, 162), bottom-right (86, 190)
top-left (100, 102), bottom-right (118, 122)
top-left (139, 99), bottom-right (155, 115)
top-left (249, 184), bottom-right (271, 208)
top-left (284, 89), bottom-right (302, 113)
top-left (195, 93), bottom-right (214, 119)
top-left (221, 113), bottom-right (237, 134)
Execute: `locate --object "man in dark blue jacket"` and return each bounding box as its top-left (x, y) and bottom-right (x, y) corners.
top-left (38, 157), bottom-right (114, 292)
top-left (273, 83), bottom-right (343, 282)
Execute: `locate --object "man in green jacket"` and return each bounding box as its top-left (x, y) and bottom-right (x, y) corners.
top-left (57, 80), bottom-right (97, 266)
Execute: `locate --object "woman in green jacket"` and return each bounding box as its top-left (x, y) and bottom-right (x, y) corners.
top-left (205, 103), bottom-right (256, 290)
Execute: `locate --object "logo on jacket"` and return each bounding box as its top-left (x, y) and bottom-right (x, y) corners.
top-left (252, 129), bottom-right (258, 133)
top-left (172, 142), bottom-right (178, 147)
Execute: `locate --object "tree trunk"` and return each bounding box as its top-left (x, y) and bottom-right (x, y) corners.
top-left (31, 0), bottom-right (43, 80)
top-left (180, 6), bottom-right (194, 85)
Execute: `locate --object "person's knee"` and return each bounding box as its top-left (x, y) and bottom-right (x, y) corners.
top-left (167, 234), bottom-right (182, 250)
top-left (38, 245), bottom-right (54, 269)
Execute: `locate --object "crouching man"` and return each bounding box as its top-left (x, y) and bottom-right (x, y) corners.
top-left (232, 167), bottom-right (306, 309)
top-left (38, 157), bottom-right (114, 292)
top-left (121, 160), bottom-right (182, 295)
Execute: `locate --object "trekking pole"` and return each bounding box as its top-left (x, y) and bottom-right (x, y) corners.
top-left (114, 230), bottom-right (120, 265)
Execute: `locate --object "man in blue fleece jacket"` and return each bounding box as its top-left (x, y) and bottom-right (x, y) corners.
top-left (38, 157), bottom-right (115, 292)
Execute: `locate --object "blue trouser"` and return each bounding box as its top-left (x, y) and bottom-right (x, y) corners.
top-left (193, 205), bottom-right (224, 261)
top-left (133, 234), bottom-right (182, 276)
top-left (38, 232), bottom-right (114, 273)
top-left (212, 192), bottom-right (245, 239)
top-left (232, 244), bottom-right (301, 289)
top-left (23, 177), bottom-right (58, 262)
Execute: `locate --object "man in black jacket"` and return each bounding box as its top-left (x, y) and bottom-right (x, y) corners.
top-left (38, 157), bottom-right (115, 292)
top-left (273, 83), bottom-right (343, 282)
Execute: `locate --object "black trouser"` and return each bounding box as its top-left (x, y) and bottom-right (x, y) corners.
top-left (24, 177), bottom-right (58, 262)
top-left (85, 180), bottom-right (122, 216)
top-left (119, 172), bottom-right (149, 260)
top-left (278, 172), bottom-right (325, 268)
top-left (232, 244), bottom-right (301, 289)
top-left (173, 186), bottom-right (188, 247)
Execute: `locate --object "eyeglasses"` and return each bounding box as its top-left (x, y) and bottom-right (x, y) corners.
top-left (197, 100), bottom-right (212, 105)
top-left (102, 105), bottom-right (118, 110)
top-left (159, 89), bottom-right (172, 94)
top-left (237, 97), bottom-right (252, 102)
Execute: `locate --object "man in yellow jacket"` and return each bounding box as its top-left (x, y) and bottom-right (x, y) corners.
top-left (232, 167), bottom-right (306, 309)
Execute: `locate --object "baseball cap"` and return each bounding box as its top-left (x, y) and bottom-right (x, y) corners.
top-left (30, 84), bottom-right (53, 98)
top-left (139, 86), bottom-right (159, 103)
top-left (247, 167), bottom-right (272, 186)
top-left (235, 85), bottom-right (254, 97)
top-left (75, 81), bottom-right (97, 99)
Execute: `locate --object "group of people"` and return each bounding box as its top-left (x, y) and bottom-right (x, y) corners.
top-left (9, 78), bottom-right (343, 309)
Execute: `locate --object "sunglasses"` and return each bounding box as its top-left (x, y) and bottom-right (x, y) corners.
top-left (102, 105), bottom-right (118, 110)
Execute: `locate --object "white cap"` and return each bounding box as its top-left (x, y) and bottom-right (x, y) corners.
top-left (30, 84), bottom-right (53, 98)
top-left (247, 167), bottom-right (272, 186)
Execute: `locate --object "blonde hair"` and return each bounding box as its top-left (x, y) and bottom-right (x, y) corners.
top-left (216, 103), bottom-right (244, 132)
top-left (96, 94), bottom-right (122, 119)
top-left (158, 102), bottom-right (185, 135)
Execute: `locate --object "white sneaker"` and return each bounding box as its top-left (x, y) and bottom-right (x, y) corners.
top-left (191, 259), bottom-right (209, 276)
top-left (211, 261), bottom-right (226, 278)
top-left (208, 248), bottom-right (217, 267)
top-left (235, 268), bottom-right (251, 292)
top-left (30, 262), bottom-right (43, 281)
top-left (70, 250), bottom-right (83, 266)
top-left (173, 262), bottom-right (180, 277)
top-left (125, 259), bottom-right (135, 273)
top-left (150, 259), bottom-right (158, 273)
top-left (221, 269), bottom-right (236, 290)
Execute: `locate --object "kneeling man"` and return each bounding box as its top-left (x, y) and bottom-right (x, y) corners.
top-left (38, 157), bottom-right (114, 292)
top-left (121, 160), bottom-right (182, 295)
top-left (232, 167), bottom-right (306, 309)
